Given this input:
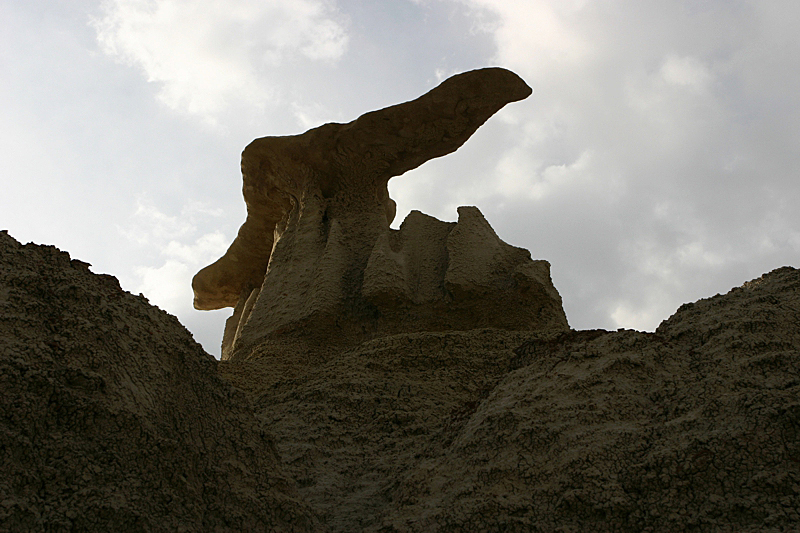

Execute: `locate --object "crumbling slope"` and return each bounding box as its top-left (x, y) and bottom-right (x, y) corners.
top-left (222, 267), bottom-right (800, 532)
top-left (0, 231), bottom-right (320, 533)
top-left (2, 228), bottom-right (798, 533)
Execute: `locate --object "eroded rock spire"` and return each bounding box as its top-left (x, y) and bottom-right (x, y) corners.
top-left (192, 68), bottom-right (569, 359)
top-left (193, 68), bottom-right (532, 310)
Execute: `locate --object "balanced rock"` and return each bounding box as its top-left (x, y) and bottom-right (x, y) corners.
top-left (191, 68), bottom-right (569, 359)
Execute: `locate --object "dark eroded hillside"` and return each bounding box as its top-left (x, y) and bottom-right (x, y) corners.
top-left (2, 230), bottom-right (798, 532)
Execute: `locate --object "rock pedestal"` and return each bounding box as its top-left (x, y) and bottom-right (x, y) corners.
top-left (221, 206), bottom-right (567, 359)
top-left (191, 68), bottom-right (569, 359)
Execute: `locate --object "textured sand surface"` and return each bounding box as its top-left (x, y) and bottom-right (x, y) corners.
top-left (221, 268), bottom-right (800, 531)
top-left (2, 229), bottom-right (798, 532)
top-left (0, 231), bottom-right (320, 532)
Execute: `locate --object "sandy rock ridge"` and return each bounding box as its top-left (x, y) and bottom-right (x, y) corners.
top-left (221, 266), bottom-right (800, 532)
top-left (1, 232), bottom-right (799, 532)
top-left (0, 231), bottom-right (320, 533)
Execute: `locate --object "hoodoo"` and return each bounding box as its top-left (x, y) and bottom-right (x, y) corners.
top-left (191, 68), bottom-right (569, 359)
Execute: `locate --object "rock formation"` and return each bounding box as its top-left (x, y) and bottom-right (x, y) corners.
top-left (191, 68), bottom-right (568, 359)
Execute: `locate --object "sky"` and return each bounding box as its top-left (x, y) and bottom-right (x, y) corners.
top-left (3, 0), bottom-right (799, 357)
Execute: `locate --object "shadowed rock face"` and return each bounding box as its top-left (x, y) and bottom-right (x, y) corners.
top-left (0, 231), bottom-right (321, 533)
top-left (191, 68), bottom-right (569, 359)
top-left (220, 266), bottom-right (800, 533)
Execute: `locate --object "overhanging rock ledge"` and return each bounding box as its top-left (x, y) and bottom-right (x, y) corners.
top-left (191, 68), bottom-right (568, 359)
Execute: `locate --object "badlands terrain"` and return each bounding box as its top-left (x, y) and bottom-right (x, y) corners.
top-left (2, 68), bottom-right (798, 532)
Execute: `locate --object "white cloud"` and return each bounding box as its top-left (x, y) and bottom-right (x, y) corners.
top-left (162, 231), bottom-right (229, 264)
top-left (461, 0), bottom-right (592, 75)
top-left (134, 259), bottom-right (191, 311)
top-left (118, 198), bottom-right (229, 315)
top-left (92, 0), bottom-right (348, 123)
top-left (119, 198), bottom-right (223, 245)
top-left (291, 101), bottom-right (337, 130)
top-left (494, 149), bottom-right (599, 201)
top-left (610, 299), bottom-right (666, 332)
top-left (120, 202), bottom-right (193, 245)
top-left (449, 0), bottom-right (800, 332)
top-left (660, 55), bottom-right (713, 91)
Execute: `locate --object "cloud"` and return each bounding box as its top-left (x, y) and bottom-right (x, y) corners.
top-left (456, 0), bottom-right (592, 77)
top-left (119, 198), bottom-right (228, 315)
top-left (291, 100), bottom-right (337, 130)
top-left (446, 0), bottom-right (800, 331)
top-left (133, 259), bottom-right (191, 311)
top-left (92, 0), bottom-right (348, 123)
top-left (659, 55), bottom-right (713, 91)
top-left (133, 231), bottom-right (227, 314)
top-left (114, 197), bottom-right (237, 357)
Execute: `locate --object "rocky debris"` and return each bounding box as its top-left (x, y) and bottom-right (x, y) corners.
top-left (189, 68), bottom-right (559, 359)
top-left (220, 267), bottom-right (800, 533)
top-left (0, 231), bottom-right (321, 533)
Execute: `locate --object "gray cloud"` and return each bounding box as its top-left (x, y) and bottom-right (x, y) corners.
top-left (389, 0), bottom-right (800, 330)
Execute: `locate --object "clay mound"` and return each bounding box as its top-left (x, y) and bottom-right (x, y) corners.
top-left (384, 267), bottom-right (800, 532)
top-left (0, 231), bottom-right (319, 532)
top-left (218, 329), bottom-right (538, 531)
top-left (221, 267), bottom-right (800, 532)
top-left (657, 265), bottom-right (800, 356)
top-left (2, 228), bottom-right (798, 532)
